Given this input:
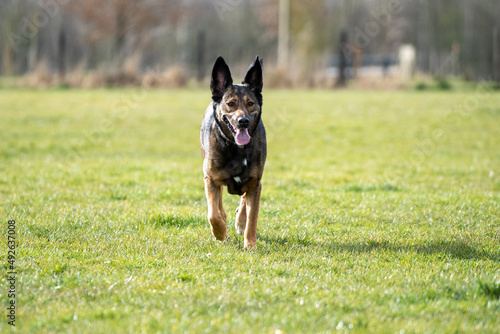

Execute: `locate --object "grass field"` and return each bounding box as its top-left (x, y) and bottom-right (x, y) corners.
top-left (1, 87), bottom-right (499, 333)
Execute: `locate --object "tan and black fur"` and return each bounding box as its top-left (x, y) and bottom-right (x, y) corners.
top-left (200, 56), bottom-right (266, 249)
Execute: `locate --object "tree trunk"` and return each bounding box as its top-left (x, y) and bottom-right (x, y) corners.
top-left (277, 0), bottom-right (290, 70)
top-left (58, 25), bottom-right (66, 82)
top-left (113, 3), bottom-right (127, 71)
top-left (336, 29), bottom-right (348, 87)
top-left (196, 31), bottom-right (205, 81)
top-left (494, 25), bottom-right (500, 82)
top-left (2, 43), bottom-right (14, 76)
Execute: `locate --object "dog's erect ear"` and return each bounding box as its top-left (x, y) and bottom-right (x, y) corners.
top-left (210, 56), bottom-right (233, 103)
top-left (242, 56), bottom-right (263, 106)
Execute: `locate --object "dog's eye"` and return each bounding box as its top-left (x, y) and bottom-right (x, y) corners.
top-left (247, 101), bottom-right (254, 107)
top-left (227, 102), bottom-right (236, 108)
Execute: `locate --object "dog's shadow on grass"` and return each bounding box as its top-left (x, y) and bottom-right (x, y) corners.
top-left (259, 235), bottom-right (499, 262)
top-left (332, 239), bottom-right (499, 262)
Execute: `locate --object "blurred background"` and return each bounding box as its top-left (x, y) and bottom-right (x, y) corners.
top-left (0, 0), bottom-right (499, 89)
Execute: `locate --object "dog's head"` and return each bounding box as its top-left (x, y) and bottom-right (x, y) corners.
top-left (210, 56), bottom-right (263, 146)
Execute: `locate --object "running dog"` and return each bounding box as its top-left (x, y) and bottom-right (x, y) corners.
top-left (200, 56), bottom-right (266, 249)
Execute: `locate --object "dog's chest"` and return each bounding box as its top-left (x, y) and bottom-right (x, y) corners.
top-left (225, 154), bottom-right (248, 177)
top-left (217, 147), bottom-right (251, 195)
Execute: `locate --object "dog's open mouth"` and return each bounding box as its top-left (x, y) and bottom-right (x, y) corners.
top-left (223, 115), bottom-right (251, 146)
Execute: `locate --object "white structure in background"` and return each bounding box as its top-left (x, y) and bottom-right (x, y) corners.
top-left (278, 0), bottom-right (290, 70)
top-left (399, 44), bottom-right (416, 83)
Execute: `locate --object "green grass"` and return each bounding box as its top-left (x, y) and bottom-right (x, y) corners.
top-left (0, 87), bottom-right (499, 333)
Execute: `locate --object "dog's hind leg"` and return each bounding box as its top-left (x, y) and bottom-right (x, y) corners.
top-left (244, 181), bottom-right (262, 249)
top-left (235, 195), bottom-right (247, 235)
top-left (204, 177), bottom-right (227, 241)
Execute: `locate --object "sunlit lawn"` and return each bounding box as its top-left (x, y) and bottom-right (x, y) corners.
top-left (0, 87), bottom-right (499, 333)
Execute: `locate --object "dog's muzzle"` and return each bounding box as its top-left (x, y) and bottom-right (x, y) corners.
top-left (223, 115), bottom-right (251, 146)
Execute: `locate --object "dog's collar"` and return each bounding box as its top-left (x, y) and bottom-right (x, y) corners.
top-left (212, 103), bottom-right (262, 147)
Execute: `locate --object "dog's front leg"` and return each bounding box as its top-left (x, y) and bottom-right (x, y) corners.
top-left (244, 181), bottom-right (262, 249)
top-left (204, 177), bottom-right (227, 241)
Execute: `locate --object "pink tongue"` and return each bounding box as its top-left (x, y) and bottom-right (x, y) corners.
top-left (235, 128), bottom-right (251, 146)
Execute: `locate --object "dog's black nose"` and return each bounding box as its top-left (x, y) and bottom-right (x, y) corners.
top-left (238, 116), bottom-right (250, 128)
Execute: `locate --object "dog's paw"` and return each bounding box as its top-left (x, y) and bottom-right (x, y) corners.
top-left (244, 241), bottom-right (257, 250)
top-left (235, 221), bottom-right (245, 235)
top-left (234, 208), bottom-right (246, 234)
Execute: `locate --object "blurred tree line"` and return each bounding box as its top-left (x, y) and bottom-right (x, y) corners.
top-left (0, 0), bottom-right (499, 85)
